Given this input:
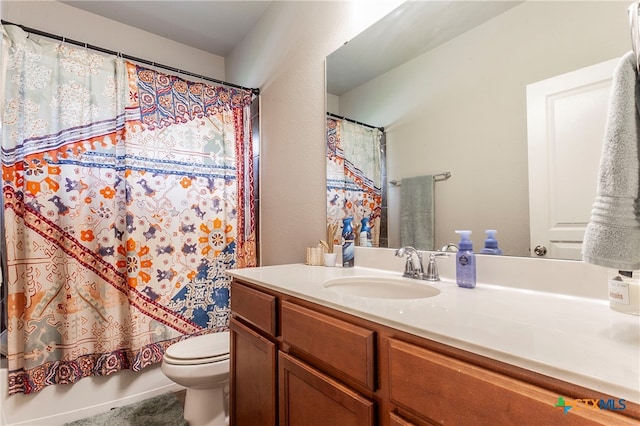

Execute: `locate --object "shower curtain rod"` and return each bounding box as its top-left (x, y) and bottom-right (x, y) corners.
top-left (0, 20), bottom-right (260, 96)
top-left (327, 112), bottom-right (384, 132)
top-left (389, 172), bottom-right (452, 186)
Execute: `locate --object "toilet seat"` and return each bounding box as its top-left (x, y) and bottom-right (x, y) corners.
top-left (164, 331), bottom-right (230, 366)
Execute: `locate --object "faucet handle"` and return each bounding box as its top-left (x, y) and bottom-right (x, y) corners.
top-left (423, 253), bottom-right (448, 281)
top-left (402, 256), bottom-right (418, 278)
top-left (395, 246), bottom-right (422, 278)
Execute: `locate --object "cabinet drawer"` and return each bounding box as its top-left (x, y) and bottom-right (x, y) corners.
top-left (388, 338), bottom-right (634, 426)
top-left (279, 352), bottom-right (375, 426)
top-left (231, 281), bottom-right (277, 336)
top-left (281, 301), bottom-right (376, 391)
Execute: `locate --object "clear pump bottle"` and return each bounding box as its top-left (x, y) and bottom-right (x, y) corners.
top-left (455, 230), bottom-right (476, 288)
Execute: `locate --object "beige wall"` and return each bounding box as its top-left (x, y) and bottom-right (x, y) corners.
top-left (226, 1), bottom-right (401, 265)
top-left (334, 1), bottom-right (629, 256)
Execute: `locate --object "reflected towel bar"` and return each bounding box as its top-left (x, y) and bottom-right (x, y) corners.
top-left (390, 172), bottom-right (451, 186)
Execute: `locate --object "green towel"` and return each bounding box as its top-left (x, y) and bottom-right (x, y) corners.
top-left (400, 175), bottom-right (434, 251)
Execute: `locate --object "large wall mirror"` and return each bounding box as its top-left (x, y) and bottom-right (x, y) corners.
top-left (326, 0), bottom-right (630, 260)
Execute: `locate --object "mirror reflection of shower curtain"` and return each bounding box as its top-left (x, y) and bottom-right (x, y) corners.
top-left (326, 117), bottom-right (383, 247)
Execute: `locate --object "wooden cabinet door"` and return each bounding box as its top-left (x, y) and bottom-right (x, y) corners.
top-left (230, 317), bottom-right (277, 426)
top-left (279, 352), bottom-right (374, 426)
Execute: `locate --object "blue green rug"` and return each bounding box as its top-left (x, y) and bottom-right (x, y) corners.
top-left (64, 392), bottom-right (188, 426)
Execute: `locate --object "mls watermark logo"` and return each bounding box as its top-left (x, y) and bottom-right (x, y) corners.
top-left (554, 396), bottom-right (626, 414)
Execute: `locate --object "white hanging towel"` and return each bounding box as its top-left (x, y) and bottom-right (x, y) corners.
top-left (582, 51), bottom-right (640, 271)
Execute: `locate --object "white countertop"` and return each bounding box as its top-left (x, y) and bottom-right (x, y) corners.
top-left (227, 263), bottom-right (640, 404)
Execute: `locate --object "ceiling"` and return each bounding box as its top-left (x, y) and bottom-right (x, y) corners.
top-left (60, 0), bottom-right (272, 57)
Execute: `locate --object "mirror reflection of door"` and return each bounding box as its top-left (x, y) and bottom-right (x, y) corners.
top-left (526, 57), bottom-right (619, 259)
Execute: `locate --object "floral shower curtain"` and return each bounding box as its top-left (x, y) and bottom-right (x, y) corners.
top-left (1, 25), bottom-right (256, 395)
top-left (326, 117), bottom-right (382, 246)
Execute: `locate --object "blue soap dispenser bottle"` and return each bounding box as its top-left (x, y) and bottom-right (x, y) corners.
top-left (455, 230), bottom-right (476, 288)
top-left (480, 229), bottom-right (503, 255)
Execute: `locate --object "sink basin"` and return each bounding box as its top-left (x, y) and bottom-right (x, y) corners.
top-left (323, 276), bottom-right (440, 299)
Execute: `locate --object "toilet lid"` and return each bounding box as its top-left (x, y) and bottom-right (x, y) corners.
top-left (164, 331), bottom-right (230, 365)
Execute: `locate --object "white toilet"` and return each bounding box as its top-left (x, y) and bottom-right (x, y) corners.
top-left (161, 331), bottom-right (230, 426)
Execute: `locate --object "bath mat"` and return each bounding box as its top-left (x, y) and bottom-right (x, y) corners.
top-left (64, 392), bottom-right (188, 426)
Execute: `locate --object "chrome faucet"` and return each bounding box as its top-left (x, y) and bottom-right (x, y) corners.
top-left (395, 246), bottom-right (424, 279)
top-left (395, 247), bottom-right (448, 281)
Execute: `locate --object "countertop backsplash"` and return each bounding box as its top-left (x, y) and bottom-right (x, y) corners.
top-left (353, 247), bottom-right (610, 300)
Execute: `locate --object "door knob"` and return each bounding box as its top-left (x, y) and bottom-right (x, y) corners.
top-left (533, 245), bottom-right (547, 256)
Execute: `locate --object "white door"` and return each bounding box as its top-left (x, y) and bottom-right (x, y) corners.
top-left (526, 57), bottom-right (619, 260)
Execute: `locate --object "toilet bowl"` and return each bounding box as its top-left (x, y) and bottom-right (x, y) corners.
top-left (161, 331), bottom-right (230, 426)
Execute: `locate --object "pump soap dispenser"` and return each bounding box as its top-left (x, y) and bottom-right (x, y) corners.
top-left (480, 229), bottom-right (503, 255)
top-left (455, 230), bottom-right (476, 289)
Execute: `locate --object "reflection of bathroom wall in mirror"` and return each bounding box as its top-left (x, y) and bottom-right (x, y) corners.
top-left (326, 0), bottom-right (630, 259)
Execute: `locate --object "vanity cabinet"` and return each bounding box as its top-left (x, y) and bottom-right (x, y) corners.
top-left (230, 280), bottom-right (375, 426)
top-left (230, 279), bottom-right (639, 426)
